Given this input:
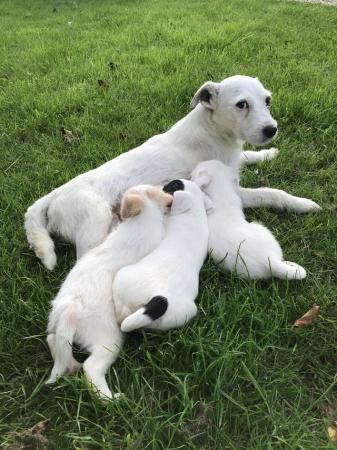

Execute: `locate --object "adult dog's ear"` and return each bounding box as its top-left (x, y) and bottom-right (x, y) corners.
top-left (191, 81), bottom-right (220, 110)
top-left (170, 191), bottom-right (193, 215)
top-left (193, 171), bottom-right (211, 190)
top-left (121, 194), bottom-right (145, 219)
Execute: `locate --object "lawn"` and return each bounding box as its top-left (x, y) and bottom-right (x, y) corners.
top-left (1, 0), bottom-right (337, 448)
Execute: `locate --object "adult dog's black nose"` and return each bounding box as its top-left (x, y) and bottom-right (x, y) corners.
top-left (262, 125), bottom-right (278, 139)
top-left (162, 179), bottom-right (184, 194)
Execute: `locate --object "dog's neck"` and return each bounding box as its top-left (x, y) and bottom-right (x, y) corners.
top-left (168, 105), bottom-right (243, 169)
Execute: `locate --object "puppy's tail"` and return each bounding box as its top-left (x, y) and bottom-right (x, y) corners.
top-left (46, 299), bottom-right (81, 384)
top-left (121, 296), bottom-right (168, 332)
top-left (270, 259), bottom-right (307, 280)
top-left (24, 193), bottom-right (57, 270)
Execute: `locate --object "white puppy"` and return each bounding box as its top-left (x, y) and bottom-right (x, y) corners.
top-left (192, 160), bottom-right (307, 280)
top-left (45, 185), bottom-right (173, 399)
top-left (113, 179), bottom-right (210, 332)
top-left (25, 75), bottom-right (319, 270)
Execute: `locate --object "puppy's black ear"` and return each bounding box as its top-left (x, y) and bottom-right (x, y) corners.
top-left (162, 179), bottom-right (184, 195)
top-left (191, 81), bottom-right (219, 110)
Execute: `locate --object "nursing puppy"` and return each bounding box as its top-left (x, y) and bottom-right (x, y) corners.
top-left (25, 75), bottom-right (319, 270)
top-left (113, 179), bottom-right (210, 332)
top-left (192, 160), bottom-right (306, 280)
top-left (46, 185), bottom-right (173, 399)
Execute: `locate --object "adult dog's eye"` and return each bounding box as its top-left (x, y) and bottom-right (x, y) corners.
top-left (265, 96), bottom-right (271, 107)
top-left (236, 100), bottom-right (249, 110)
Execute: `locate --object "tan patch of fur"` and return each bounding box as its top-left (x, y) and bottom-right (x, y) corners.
top-left (121, 194), bottom-right (145, 219)
top-left (146, 186), bottom-right (173, 207)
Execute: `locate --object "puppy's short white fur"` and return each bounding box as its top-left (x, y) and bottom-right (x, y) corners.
top-left (46, 185), bottom-right (172, 399)
top-left (113, 180), bottom-right (210, 332)
top-left (192, 160), bottom-right (307, 280)
top-left (25, 75), bottom-right (320, 270)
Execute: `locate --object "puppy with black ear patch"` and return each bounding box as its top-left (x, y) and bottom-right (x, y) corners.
top-left (192, 160), bottom-right (307, 280)
top-left (45, 185), bottom-right (172, 400)
top-left (113, 179), bottom-right (211, 332)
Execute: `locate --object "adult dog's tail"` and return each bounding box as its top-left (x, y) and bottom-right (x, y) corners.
top-left (121, 296), bottom-right (168, 332)
top-left (46, 298), bottom-right (82, 384)
top-left (24, 193), bottom-right (56, 270)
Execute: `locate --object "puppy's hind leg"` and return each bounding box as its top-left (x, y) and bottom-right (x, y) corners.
top-left (47, 333), bottom-right (81, 377)
top-left (83, 320), bottom-right (123, 400)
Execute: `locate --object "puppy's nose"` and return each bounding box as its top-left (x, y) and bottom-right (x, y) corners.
top-left (262, 125), bottom-right (278, 139)
top-left (162, 179), bottom-right (184, 194)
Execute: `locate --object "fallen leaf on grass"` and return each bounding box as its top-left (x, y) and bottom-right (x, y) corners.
top-left (6, 419), bottom-right (51, 450)
top-left (328, 426), bottom-right (337, 444)
top-left (108, 61), bottom-right (117, 70)
top-left (97, 79), bottom-right (110, 88)
top-left (294, 304), bottom-right (320, 327)
top-left (183, 402), bottom-right (213, 438)
top-left (30, 419), bottom-right (50, 435)
top-left (60, 126), bottom-right (78, 145)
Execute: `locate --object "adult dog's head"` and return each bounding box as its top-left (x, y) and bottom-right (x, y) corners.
top-left (191, 75), bottom-right (278, 146)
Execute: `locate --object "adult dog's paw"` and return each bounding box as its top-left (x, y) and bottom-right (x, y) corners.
top-left (260, 147), bottom-right (279, 161)
top-left (293, 198), bottom-right (321, 213)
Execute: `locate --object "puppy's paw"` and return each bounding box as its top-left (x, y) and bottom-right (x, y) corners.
top-left (260, 147), bottom-right (279, 161)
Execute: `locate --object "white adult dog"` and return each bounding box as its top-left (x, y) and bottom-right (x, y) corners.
top-left (113, 179), bottom-right (210, 332)
top-left (46, 185), bottom-right (173, 399)
top-left (25, 75), bottom-right (320, 270)
top-left (192, 160), bottom-right (307, 280)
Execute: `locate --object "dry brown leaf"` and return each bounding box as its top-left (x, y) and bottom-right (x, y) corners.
top-left (97, 79), bottom-right (110, 88)
top-left (108, 61), bottom-right (117, 71)
top-left (30, 418), bottom-right (50, 435)
top-left (294, 304), bottom-right (320, 327)
top-left (328, 426), bottom-right (337, 444)
top-left (61, 126), bottom-right (78, 145)
top-left (6, 419), bottom-right (51, 450)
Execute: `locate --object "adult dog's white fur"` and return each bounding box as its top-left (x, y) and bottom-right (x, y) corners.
top-left (192, 160), bottom-right (307, 280)
top-left (113, 180), bottom-right (210, 332)
top-left (24, 75), bottom-right (320, 270)
top-left (45, 185), bottom-right (173, 399)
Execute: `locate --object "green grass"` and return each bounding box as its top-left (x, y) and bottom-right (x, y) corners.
top-left (1, 0), bottom-right (337, 448)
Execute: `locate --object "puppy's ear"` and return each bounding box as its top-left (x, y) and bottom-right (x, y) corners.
top-left (147, 187), bottom-right (173, 207)
top-left (193, 171), bottom-right (211, 189)
top-left (170, 191), bottom-right (193, 215)
top-left (203, 193), bottom-right (214, 214)
top-left (191, 81), bottom-right (219, 110)
top-left (121, 194), bottom-right (145, 219)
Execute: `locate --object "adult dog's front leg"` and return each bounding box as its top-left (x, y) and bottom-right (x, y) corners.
top-left (240, 148), bottom-right (279, 166)
top-left (238, 187), bottom-right (320, 213)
